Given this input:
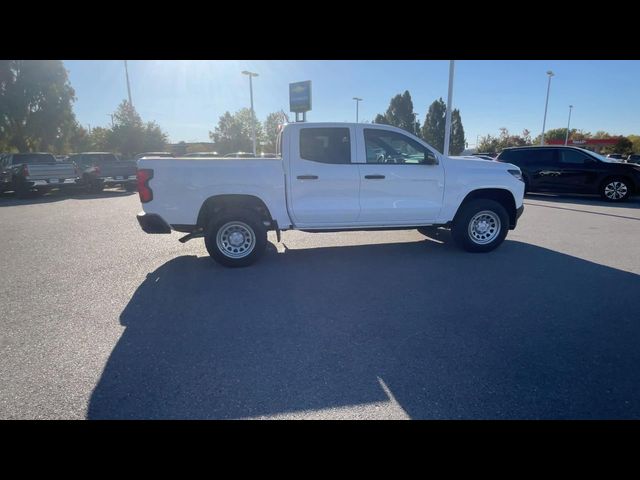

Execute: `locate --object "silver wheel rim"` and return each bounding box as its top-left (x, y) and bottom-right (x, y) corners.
top-left (216, 221), bottom-right (255, 259)
top-left (604, 181), bottom-right (627, 200)
top-left (468, 210), bottom-right (501, 245)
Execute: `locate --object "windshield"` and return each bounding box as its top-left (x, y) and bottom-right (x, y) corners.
top-left (574, 148), bottom-right (622, 163)
top-left (11, 153), bottom-right (56, 164)
top-left (83, 154), bottom-right (118, 162)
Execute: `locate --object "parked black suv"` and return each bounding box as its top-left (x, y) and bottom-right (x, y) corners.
top-left (496, 146), bottom-right (640, 202)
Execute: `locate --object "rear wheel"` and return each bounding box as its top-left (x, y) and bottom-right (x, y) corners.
top-left (451, 199), bottom-right (509, 253)
top-left (600, 177), bottom-right (631, 202)
top-left (88, 181), bottom-right (104, 193)
top-left (204, 209), bottom-right (268, 267)
top-left (15, 183), bottom-right (33, 199)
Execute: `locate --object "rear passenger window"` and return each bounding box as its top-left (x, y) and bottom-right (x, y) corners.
top-left (300, 128), bottom-right (351, 164)
top-left (560, 150), bottom-right (588, 164)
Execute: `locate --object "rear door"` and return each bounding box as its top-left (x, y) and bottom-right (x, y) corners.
top-left (356, 126), bottom-right (444, 224)
top-left (524, 148), bottom-right (562, 190)
top-left (557, 149), bottom-right (601, 192)
top-left (287, 126), bottom-right (360, 226)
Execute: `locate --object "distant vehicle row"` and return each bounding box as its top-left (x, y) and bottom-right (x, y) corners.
top-left (1, 151), bottom-right (283, 197)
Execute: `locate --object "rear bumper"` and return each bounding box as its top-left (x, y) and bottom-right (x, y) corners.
top-left (28, 178), bottom-right (78, 187)
top-left (137, 212), bottom-right (172, 234)
top-left (103, 175), bottom-right (137, 184)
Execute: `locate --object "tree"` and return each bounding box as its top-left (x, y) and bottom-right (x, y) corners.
top-left (104, 101), bottom-right (168, 158)
top-left (421, 98), bottom-right (467, 154)
top-left (0, 60), bottom-right (77, 152)
top-left (88, 126), bottom-right (111, 151)
top-left (374, 91), bottom-right (419, 136)
top-left (373, 114), bottom-right (389, 125)
top-left (478, 128), bottom-right (532, 153)
top-left (209, 108), bottom-right (264, 154)
top-left (612, 136), bottom-right (633, 156)
top-left (450, 109), bottom-right (466, 155)
top-left (627, 135), bottom-right (640, 154)
top-left (422, 98), bottom-right (447, 152)
top-left (263, 112), bottom-right (283, 153)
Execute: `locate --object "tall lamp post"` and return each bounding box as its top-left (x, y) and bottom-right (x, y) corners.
top-left (353, 97), bottom-right (363, 123)
top-left (564, 105), bottom-right (574, 145)
top-left (242, 70), bottom-right (259, 155)
top-left (540, 70), bottom-right (554, 145)
top-left (124, 60), bottom-right (133, 108)
top-left (443, 60), bottom-right (455, 156)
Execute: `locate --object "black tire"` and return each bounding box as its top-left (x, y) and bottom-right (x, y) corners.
top-left (88, 181), bottom-right (104, 193)
top-left (15, 183), bottom-right (32, 199)
top-left (451, 199), bottom-right (509, 253)
top-left (204, 208), bottom-right (268, 267)
top-left (600, 177), bottom-right (631, 202)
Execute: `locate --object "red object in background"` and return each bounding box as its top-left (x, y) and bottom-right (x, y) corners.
top-left (546, 138), bottom-right (621, 146)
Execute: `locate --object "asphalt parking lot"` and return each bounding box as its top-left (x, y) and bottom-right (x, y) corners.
top-left (1, 189), bottom-right (639, 419)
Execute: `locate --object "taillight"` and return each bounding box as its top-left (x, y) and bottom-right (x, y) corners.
top-left (137, 168), bottom-right (154, 203)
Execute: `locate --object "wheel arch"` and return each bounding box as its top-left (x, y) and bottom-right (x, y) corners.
top-left (197, 194), bottom-right (274, 229)
top-left (456, 188), bottom-right (517, 228)
top-left (599, 175), bottom-right (636, 195)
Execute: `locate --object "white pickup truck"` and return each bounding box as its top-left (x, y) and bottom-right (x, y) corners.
top-left (136, 123), bottom-right (525, 267)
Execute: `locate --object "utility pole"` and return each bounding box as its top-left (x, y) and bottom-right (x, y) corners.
top-left (107, 114), bottom-right (114, 127)
top-left (443, 60), bottom-right (455, 156)
top-left (564, 105), bottom-right (573, 145)
top-left (353, 97), bottom-right (363, 123)
top-left (540, 70), bottom-right (554, 145)
top-left (124, 60), bottom-right (133, 108)
top-left (242, 71), bottom-right (259, 155)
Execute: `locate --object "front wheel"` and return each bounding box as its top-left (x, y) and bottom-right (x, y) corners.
top-left (600, 178), bottom-right (631, 202)
top-left (451, 199), bottom-right (509, 253)
top-left (204, 209), bottom-right (268, 267)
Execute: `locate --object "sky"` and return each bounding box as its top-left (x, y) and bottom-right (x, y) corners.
top-left (63, 60), bottom-right (640, 147)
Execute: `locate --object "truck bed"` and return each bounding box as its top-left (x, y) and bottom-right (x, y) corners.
top-left (137, 157), bottom-right (288, 226)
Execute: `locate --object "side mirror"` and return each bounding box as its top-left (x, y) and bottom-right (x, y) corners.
top-left (423, 151), bottom-right (439, 165)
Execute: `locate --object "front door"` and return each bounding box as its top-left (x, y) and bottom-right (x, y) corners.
top-left (356, 127), bottom-right (444, 224)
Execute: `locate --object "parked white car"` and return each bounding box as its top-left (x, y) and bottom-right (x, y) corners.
top-left (136, 123), bottom-right (525, 267)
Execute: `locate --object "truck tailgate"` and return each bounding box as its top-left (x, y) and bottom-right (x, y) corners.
top-left (99, 161), bottom-right (137, 179)
top-left (26, 163), bottom-right (77, 181)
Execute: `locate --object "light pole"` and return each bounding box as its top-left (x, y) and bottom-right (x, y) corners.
top-left (242, 70), bottom-right (259, 155)
top-left (124, 60), bottom-right (133, 108)
top-left (443, 60), bottom-right (455, 156)
top-left (540, 70), bottom-right (554, 145)
top-left (352, 97), bottom-right (363, 123)
top-left (564, 105), bottom-right (573, 145)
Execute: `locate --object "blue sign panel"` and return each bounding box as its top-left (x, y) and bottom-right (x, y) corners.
top-left (289, 81), bottom-right (312, 113)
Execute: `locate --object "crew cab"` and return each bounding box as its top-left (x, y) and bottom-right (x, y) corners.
top-left (136, 123), bottom-right (525, 267)
top-left (70, 152), bottom-right (137, 192)
top-left (0, 153), bottom-right (78, 197)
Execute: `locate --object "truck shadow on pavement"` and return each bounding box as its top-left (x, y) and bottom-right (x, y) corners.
top-left (88, 238), bottom-right (640, 419)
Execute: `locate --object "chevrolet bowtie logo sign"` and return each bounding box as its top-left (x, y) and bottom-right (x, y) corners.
top-left (290, 81), bottom-right (312, 114)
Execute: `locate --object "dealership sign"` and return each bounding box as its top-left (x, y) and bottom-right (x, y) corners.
top-left (289, 81), bottom-right (312, 113)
